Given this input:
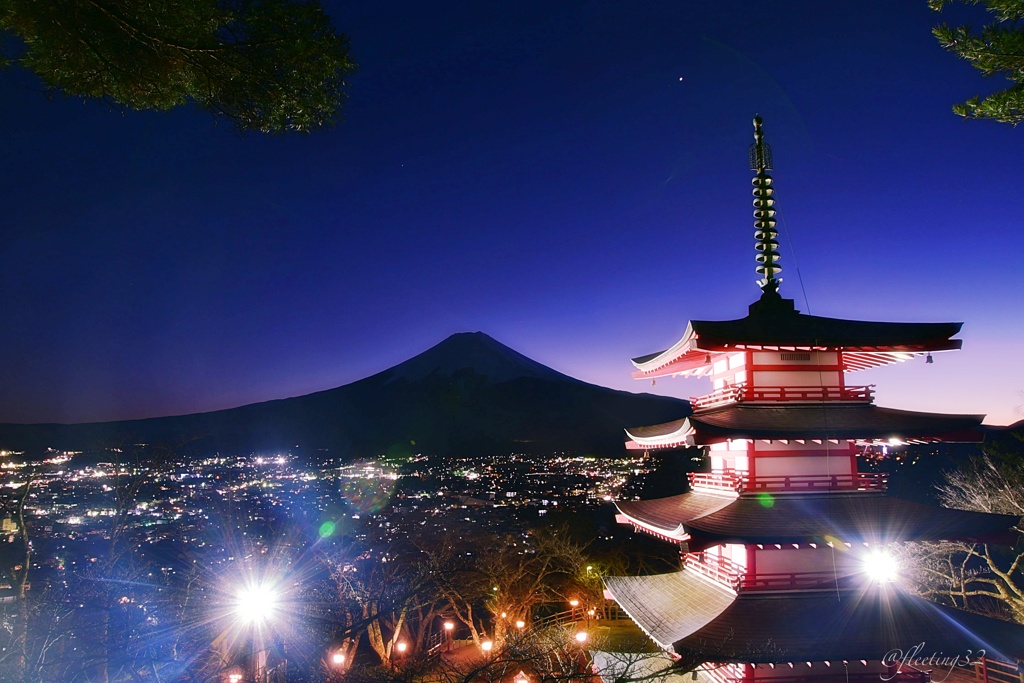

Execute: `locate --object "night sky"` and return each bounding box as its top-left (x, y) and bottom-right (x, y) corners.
top-left (1, 1), bottom-right (1021, 426)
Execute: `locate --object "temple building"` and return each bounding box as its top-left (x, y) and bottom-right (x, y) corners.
top-left (603, 117), bottom-right (1024, 683)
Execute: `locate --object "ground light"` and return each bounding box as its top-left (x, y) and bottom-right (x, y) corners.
top-left (232, 578), bottom-right (281, 683)
top-left (235, 581), bottom-right (280, 625)
top-left (863, 549), bottom-right (899, 583)
top-left (574, 631), bottom-right (588, 643)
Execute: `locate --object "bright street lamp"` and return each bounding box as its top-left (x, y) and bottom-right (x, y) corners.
top-left (444, 621), bottom-right (454, 651)
top-left (863, 549), bottom-right (899, 583)
top-left (235, 582), bottom-right (279, 625)
top-left (232, 579), bottom-right (281, 683)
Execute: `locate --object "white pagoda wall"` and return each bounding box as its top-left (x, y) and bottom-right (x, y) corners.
top-left (751, 546), bottom-right (860, 577)
top-left (747, 350), bottom-right (844, 391)
top-left (752, 454), bottom-right (855, 478)
top-left (710, 440), bottom-right (858, 479)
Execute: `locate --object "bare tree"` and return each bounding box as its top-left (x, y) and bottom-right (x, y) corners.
top-left (328, 535), bottom-right (442, 669)
top-left (424, 526), bottom-right (588, 651)
top-left (897, 455), bottom-right (1024, 622)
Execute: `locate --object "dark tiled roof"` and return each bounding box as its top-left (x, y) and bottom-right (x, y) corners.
top-left (625, 418), bottom-right (689, 440)
top-left (628, 404), bottom-right (984, 444)
top-left (616, 493), bottom-right (1019, 545)
top-left (674, 586), bottom-right (1024, 663)
top-left (616, 492), bottom-right (734, 534)
top-left (606, 571), bottom-right (1024, 663)
top-left (602, 571), bottom-right (734, 649)
top-left (693, 296), bottom-right (964, 351)
top-left (690, 494), bottom-right (1018, 545)
top-left (631, 296), bottom-right (964, 366)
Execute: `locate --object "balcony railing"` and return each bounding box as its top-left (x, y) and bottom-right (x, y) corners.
top-left (690, 382), bottom-right (874, 409)
top-left (684, 552), bottom-right (847, 593)
top-left (727, 673), bottom-right (929, 683)
top-left (683, 551), bottom-right (743, 590)
top-left (688, 471), bottom-right (888, 494)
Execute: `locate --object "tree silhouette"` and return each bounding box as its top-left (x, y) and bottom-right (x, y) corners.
top-left (930, 0), bottom-right (1024, 124)
top-left (0, 0), bottom-right (354, 133)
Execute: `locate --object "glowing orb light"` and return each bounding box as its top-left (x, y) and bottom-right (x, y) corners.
top-left (332, 652), bottom-right (345, 665)
top-left (575, 631), bottom-right (588, 643)
top-left (481, 640), bottom-right (493, 652)
top-left (863, 549), bottom-right (899, 583)
top-left (235, 582), bottom-right (279, 624)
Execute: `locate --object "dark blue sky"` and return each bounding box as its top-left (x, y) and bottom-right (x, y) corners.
top-left (1, 1), bottom-right (1021, 425)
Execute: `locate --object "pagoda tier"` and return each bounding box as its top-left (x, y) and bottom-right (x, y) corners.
top-left (632, 296), bottom-right (963, 379)
top-left (614, 491), bottom-right (1020, 548)
top-left (607, 116), bottom-right (1024, 683)
top-left (625, 404), bottom-right (984, 450)
top-left (603, 570), bottom-right (1024, 664)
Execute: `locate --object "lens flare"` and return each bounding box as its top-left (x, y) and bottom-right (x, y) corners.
top-left (235, 582), bottom-right (279, 624)
top-left (863, 549), bottom-right (899, 583)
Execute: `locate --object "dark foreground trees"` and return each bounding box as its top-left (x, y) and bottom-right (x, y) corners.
top-left (930, 0), bottom-right (1024, 125)
top-left (0, 0), bottom-right (355, 133)
top-left (898, 454), bottom-right (1024, 623)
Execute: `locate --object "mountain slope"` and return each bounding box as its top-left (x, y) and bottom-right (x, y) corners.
top-left (0, 333), bottom-right (690, 458)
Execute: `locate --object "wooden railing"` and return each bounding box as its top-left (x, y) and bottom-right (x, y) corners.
top-left (727, 673), bottom-right (929, 683)
top-left (688, 471), bottom-right (888, 493)
top-left (684, 552), bottom-right (847, 593)
top-left (739, 571), bottom-right (843, 591)
top-left (688, 471), bottom-right (745, 492)
top-left (683, 551), bottom-right (743, 590)
top-left (970, 658), bottom-right (1024, 683)
top-left (690, 383), bottom-right (874, 409)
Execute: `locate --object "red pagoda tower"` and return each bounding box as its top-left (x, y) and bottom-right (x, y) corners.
top-left (604, 117), bottom-right (1024, 682)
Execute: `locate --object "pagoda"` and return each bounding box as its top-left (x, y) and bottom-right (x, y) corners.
top-left (604, 117), bottom-right (1024, 683)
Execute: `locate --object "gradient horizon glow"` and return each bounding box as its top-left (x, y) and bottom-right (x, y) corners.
top-left (0, 1), bottom-right (1020, 427)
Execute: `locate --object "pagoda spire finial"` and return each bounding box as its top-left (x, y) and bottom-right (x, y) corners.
top-left (751, 115), bottom-right (781, 297)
